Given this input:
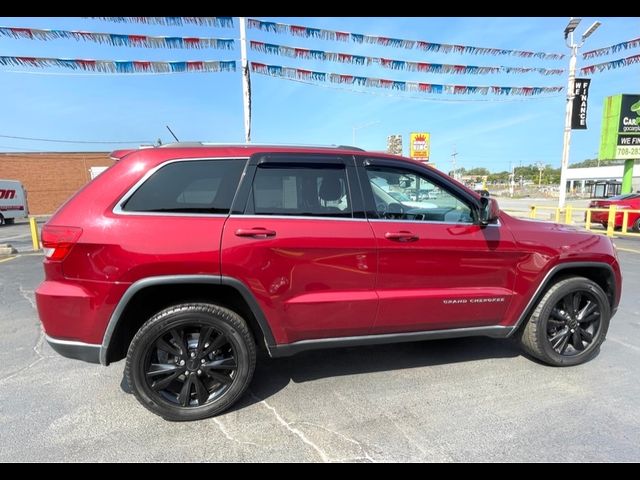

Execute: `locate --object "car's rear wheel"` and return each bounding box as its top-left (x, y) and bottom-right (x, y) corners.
top-left (125, 303), bottom-right (256, 421)
top-left (0, 214), bottom-right (4, 226)
top-left (632, 218), bottom-right (640, 233)
top-left (519, 277), bottom-right (610, 367)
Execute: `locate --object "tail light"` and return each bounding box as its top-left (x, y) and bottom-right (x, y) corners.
top-left (41, 225), bottom-right (82, 261)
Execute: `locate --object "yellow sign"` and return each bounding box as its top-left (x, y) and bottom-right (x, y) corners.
top-left (410, 132), bottom-right (430, 161)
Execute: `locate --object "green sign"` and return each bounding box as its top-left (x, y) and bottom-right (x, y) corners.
top-left (599, 94), bottom-right (640, 160)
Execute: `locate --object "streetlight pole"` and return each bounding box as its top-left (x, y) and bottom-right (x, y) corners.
top-left (558, 18), bottom-right (601, 209)
top-left (239, 17), bottom-right (251, 143)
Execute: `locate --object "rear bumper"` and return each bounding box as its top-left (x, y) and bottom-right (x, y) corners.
top-left (45, 335), bottom-right (100, 364)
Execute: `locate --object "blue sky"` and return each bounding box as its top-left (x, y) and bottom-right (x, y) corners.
top-left (0, 16), bottom-right (638, 172)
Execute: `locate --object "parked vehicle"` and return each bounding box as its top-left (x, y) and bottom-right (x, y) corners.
top-left (0, 179), bottom-right (28, 225)
top-left (589, 193), bottom-right (640, 232)
top-left (36, 144), bottom-right (622, 421)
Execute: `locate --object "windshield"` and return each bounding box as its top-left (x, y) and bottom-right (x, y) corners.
top-left (389, 191), bottom-right (411, 202)
top-left (371, 181), bottom-right (402, 206)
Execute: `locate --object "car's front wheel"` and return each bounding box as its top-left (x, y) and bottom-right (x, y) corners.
top-left (125, 303), bottom-right (256, 421)
top-left (632, 217), bottom-right (640, 233)
top-left (519, 277), bottom-right (610, 367)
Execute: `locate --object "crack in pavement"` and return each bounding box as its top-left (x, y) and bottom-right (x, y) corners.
top-left (18, 283), bottom-right (37, 311)
top-left (250, 392), bottom-right (330, 463)
top-left (212, 418), bottom-right (260, 447)
top-left (295, 421), bottom-right (376, 463)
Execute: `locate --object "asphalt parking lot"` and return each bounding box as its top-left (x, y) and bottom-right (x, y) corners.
top-left (1, 221), bottom-right (639, 462)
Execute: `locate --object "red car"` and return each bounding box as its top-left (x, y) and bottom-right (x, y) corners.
top-left (589, 193), bottom-right (640, 232)
top-left (36, 144), bottom-right (622, 421)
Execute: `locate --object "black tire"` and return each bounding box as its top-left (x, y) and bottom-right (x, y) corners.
top-left (0, 214), bottom-right (4, 226)
top-left (519, 277), bottom-right (610, 367)
top-left (125, 303), bottom-right (256, 421)
top-left (632, 218), bottom-right (640, 233)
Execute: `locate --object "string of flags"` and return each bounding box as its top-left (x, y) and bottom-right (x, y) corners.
top-left (0, 56), bottom-right (236, 74)
top-left (583, 36), bottom-right (640, 59)
top-left (251, 62), bottom-right (563, 96)
top-left (88, 17), bottom-right (234, 28)
top-left (0, 26), bottom-right (235, 50)
top-left (581, 53), bottom-right (640, 74)
top-left (247, 18), bottom-right (565, 60)
top-left (250, 40), bottom-right (565, 76)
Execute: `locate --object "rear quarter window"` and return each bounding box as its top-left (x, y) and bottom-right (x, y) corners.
top-left (122, 159), bottom-right (245, 214)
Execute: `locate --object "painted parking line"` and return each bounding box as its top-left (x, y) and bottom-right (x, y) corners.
top-left (0, 256), bottom-right (17, 263)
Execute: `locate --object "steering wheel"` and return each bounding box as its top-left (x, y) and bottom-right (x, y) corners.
top-left (376, 202), bottom-right (388, 216)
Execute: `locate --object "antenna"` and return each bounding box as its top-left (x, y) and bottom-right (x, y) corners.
top-left (166, 125), bottom-right (179, 142)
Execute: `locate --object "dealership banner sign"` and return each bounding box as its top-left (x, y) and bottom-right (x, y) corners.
top-left (410, 133), bottom-right (430, 161)
top-left (571, 78), bottom-right (591, 130)
top-left (599, 94), bottom-right (640, 160)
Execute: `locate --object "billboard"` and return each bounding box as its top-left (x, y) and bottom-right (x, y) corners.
top-left (409, 132), bottom-right (430, 161)
top-left (599, 94), bottom-right (640, 160)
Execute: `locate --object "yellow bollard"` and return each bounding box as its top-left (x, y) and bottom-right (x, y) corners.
top-left (529, 205), bottom-right (537, 219)
top-left (29, 217), bottom-right (40, 251)
top-left (564, 205), bottom-right (573, 224)
top-left (622, 211), bottom-right (629, 234)
top-left (555, 208), bottom-right (561, 223)
top-left (606, 205), bottom-right (616, 237)
top-left (585, 210), bottom-right (592, 230)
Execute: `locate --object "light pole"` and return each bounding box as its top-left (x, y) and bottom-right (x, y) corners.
top-left (352, 121), bottom-right (380, 145)
top-left (558, 17), bottom-right (601, 209)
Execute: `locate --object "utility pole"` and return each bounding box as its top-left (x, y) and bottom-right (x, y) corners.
top-left (537, 161), bottom-right (546, 187)
top-left (558, 17), bottom-right (601, 209)
top-left (509, 162), bottom-right (515, 197)
top-left (239, 17), bottom-right (251, 143)
top-left (450, 147), bottom-right (458, 180)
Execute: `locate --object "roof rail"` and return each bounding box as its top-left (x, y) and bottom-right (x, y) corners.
top-left (155, 142), bottom-right (366, 151)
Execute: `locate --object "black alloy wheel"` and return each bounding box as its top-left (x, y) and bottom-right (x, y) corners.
top-left (546, 291), bottom-right (601, 356)
top-left (126, 304), bottom-right (255, 421)
top-left (519, 277), bottom-right (611, 367)
top-left (144, 325), bottom-right (238, 408)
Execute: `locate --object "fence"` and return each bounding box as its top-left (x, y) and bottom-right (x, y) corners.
top-left (525, 205), bottom-right (640, 238)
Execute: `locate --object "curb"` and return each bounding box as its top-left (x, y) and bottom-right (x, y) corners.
top-left (0, 243), bottom-right (18, 255)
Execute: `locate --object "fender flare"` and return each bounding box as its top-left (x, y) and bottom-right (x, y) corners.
top-left (508, 261), bottom-right (616, 336)
top-left (99, 275), bottom-right (276, 365)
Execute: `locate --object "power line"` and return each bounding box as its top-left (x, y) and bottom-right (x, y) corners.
top-left (0, 134), bottom-right (153, 144)
top-left (0, 144), bottom-right (42, 152)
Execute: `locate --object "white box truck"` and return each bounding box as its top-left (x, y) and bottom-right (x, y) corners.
top-left (0, 179), bottom-right (29, 225)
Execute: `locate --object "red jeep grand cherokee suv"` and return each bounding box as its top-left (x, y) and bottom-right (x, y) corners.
top-left (36, 144), bottom-right (622, 421)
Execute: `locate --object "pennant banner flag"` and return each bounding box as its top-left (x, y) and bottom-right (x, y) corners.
top-left (251, 62), bottom-right (563, 96)
top-left (0, 56), bottom-right (236, 73)
top-left (580, 53), bottom-right (640, 74)
top-left (250, 41), bottom-right (565, 75)
top-left (88, 17), bottom-right (234, 28)
top-left (247, 19), bottom-right (564, 60)
top-left (583, 37), bottom-right (640, 59)
top-left (0, 26), bottom-right (235, 50)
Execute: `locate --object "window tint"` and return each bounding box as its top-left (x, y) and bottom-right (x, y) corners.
top-left (123, 159), bottom-right (245, 214)
top-left (366, 166), bottom-right (473, 223)
top-left (251, 165), bottom-right (352, 217)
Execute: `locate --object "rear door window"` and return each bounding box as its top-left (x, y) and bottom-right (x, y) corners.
top-left (249, 164), bottom-right (352, 218)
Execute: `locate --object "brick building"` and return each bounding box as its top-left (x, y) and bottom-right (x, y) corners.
top-left (0, 152), bottom-right (113, 215)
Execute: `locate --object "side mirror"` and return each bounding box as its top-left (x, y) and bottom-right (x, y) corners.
top-left (479, 197), bottom-right (500, 226)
